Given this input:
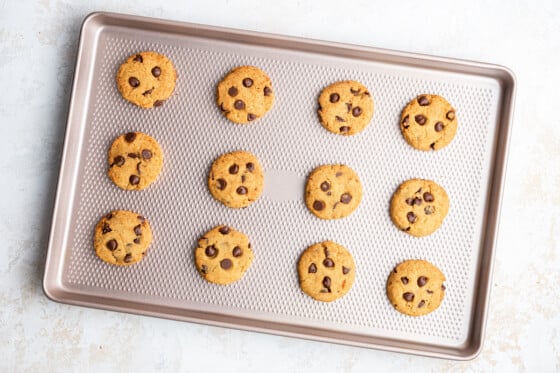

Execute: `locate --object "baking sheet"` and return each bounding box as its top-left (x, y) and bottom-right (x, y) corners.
top-left (44, 12), bottom-right (515, 359)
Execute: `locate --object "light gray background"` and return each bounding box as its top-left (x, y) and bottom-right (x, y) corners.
top-left (1, 1), bottom-right (558, 372)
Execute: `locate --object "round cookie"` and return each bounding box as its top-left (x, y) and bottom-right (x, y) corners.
top-left (216, 66), bottom-right (274, 124)
top-left (297, 241), bottom-right (355, 302)
top-left (390, 178), bottom-right (449, 237)
top-left (317, 80), bottom-right (374, 136)
top-left (386, 259), bottom-right (446, 316)
top-left (107, 132), bottom-right (163, 191)
top-left (116, 51), bottom-right (177, 108)
top-left (305, 164), bottom-right (363, 220)
top-left (400, 94), bottom-right (458, 151)
top-left (195, 225), bottom-right (254, 285)
top-left (208, 150), bottom-right (264, 208)
top-left (93, 210), bottom-right (153, 266)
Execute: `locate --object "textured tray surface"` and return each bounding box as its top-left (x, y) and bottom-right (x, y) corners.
top-left (47, 13), bottom-right (511, 357)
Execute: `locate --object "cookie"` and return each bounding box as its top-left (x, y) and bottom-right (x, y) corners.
top-left (400, 94), bottom-right (458, 151)
top-left (195, 225), bottom-right (254, 285)
top-left (116, 51), bottom-right (177, 108)
top-left (317, 80), bottom-right (374, 136)
top-left (297, 241), bottom-right (355, 302)
top-left (208, 150), bottom-right (264, 208)
top-left (305, 164), bottom-right (363, 220)
top-left (107, 132), bottom-right (163, 190)
top-left (216, 66), bottom-right (274, 124)
top-left (386, 259), bottom-right (446, 316)
top-left (93, 210), bottom-right (153, 266)
top-left (390, 178), bottom-right (449, 237)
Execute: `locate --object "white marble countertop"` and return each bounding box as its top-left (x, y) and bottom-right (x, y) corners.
top-left (1, 1), bottom-right (559, 371)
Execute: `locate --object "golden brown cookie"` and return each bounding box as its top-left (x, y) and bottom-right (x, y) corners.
top-left (317, 80), bottom-right (374, 136)
top-left (390, 178), bottom-right (449, 237)
top-left (195, 225), bottom-right (254, 285)
top-left (216, 66), bottom-right (274, 124)
top-left (297, 241), bottom-right (355, 302)
top-left (400, 94), bottom-right (458, 150)
top-left (208, 150), bottom-right (264, 208)
top-left (107, 132), bottom-right (163, 191)
top-left (93, 210), bottom-right (153, 266)
top-left (116, 51), bottom-right (177, 108)
top-left (305, 164), bottom-right (363, 220)
top-left (386, 259), bottom-right (446, 316)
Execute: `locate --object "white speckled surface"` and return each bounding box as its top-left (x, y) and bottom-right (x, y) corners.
top-left (0, 1), bottom-right (558, 372)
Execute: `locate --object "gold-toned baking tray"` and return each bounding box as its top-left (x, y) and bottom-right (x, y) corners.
top-left (43, 11), bottom-right (515, 359)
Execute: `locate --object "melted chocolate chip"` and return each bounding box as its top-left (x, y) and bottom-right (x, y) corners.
top-left (401, 276), bottom-right (409, 285)
top-left (352, 107), bottom-right (362, 117)
top-left (219, 226), bottom-right (230, 235)
top-left (232, 246), bottom-right (242, 257)
top-left (242, 78), bottom-right (253, 88)
top-left (339, 126), bottom-right (350, 133)
top-left (340, 193), bottom-right (352, 204)
top-left (220, 258), bottom-right (233, 269)
top-left (129, 175), bottom-right (140, 185)
top-left (323, 258), bottom-right (334, 267)
top-left (133, 55), bottom-right (143, 63)
top-left (415, 114), bottom-right (426, 125)
top-left (403, 292), bottom-right (414, 302)
top-left (329, 93), bottom-right (340, 103)
top-left (418, 300), bottom-right (426, 308)
top-left (128, 77), bottom-right (140, 87)
top-left (247, 113), bottom-right (257, 121)
top-left (423, 192), bottom-right (434, 202)
top-left (102, 223), bottom-right (112, 234)
top-left (228, 87), bottom-right (238, 97)
top-left (313, 200), bottom-right (325, 211)
top-left (342, 266), bottom-right (350, 274)
top-left (113, 156), bottom-right (125, 167)
top-left (124, 253), bottom-right (132, 263)
top-left (417, 276), bottom-right (428, 287)
top-left (216, 178), bottom-right (227, 190)
top-left (402, 115), bottom-right (410, 128)
top-left (320, 181), bottom-right (330, 191)
top-left (308, 263), bottom-right (317, 273)
top-left (151, 66), bottom-right (161, 77)
top-left (234, 100), bottom-right (245, 110)
top-left (124, 132), bottom-right (136, 142)
top-left (407, 211), bottom-right (417, 223)
top-left (435, 121), bottom-right (444, 132)
top-left (264, 86), bottom-right (272, 96)
top-left (246, 162), bottom-right (255, 172)
top-left (106, 239), bottom-right (117, 251)
top-left (141, 149), bottom-right (152, 160)
top-left (446, 111), bottom-right (455, 120)
top-left (229, 164), bottom-right (239, 174)
top-left (205, 245), bottom-right (217, 258)
top-left (236, 186), bottom-right (248, 195)
top-left (417, 95), bottom-right (430, 106)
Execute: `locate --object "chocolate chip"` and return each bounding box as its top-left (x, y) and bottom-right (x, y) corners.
top-left (246, 162), bottom-right (255, 172)
top-left (329, 93), bottom-right (340, 103)
top-left (417, 95), bottom-right (430, 106)
top-left (313, 200), bottom-right (325, 211)
top-left (133, 238), bottom-right (141, 244)
top-left (350, 88), bottom-right (360, 95)
top-left (335, 172), bottom-right (343, 177)
top-left (124, 253), bottom-right (132, 263)
top-left (339, 126), bottom-right (350, 133)
top-left (134, 224), bottom-right (142, 236)
top-left (340, 193), bottom-right (352, 204)
top-left (352, 107), bottom-right (362, 117)
top-left (136, 162), bottom-right (142, 174)
top-left (228, 87), bottom-right (238, 97)
top-left (137, 215), bottom-right (145, 222)
top-left (133, 54), bottom-right (143, 63)
top-left (247, 113), bottom-right (257, 121)
top-left (441, 284), bottom-right (446, 291)
top-left (435, 121), bottom-right (444, 132)
top-left (102, 223), bottom-right (111, 234)
top-left (308, 263), bottom-right (317, 273)
top-left (219, 226), bottom-right (230, 235)
top-left (415, 114), bottom-right (426, 125)
top-left (407, 212), bottom-right (417, 223)
top-left (142, 88), bottom-right (153, 96)
top-left (424, 206), bottom-right (435, 215)
top-left (342, 266), bottom-right (350, 274)
top-left (446, 111), bottom-right (455, 120)
top-left (106, 239), bottom-right (117, 251)
top-left (320, 181), bottom-right (330, 191)
top-left (229, 164), bottom-right (239, 174)
top-left (241, 175), bottom-right (246, 183)
top-left (430, 142), bottom-right (436, 150)
top-left (417, 276), bottom-right (428, 287)
top-left (220, 258), bottom-right (233, 269)
top-left (322, 276), bottom-right (331, 290)
top-left (201, 265), bottom-right (208, 274)
top-left (242, 78), bottom-right (253, 87)
top-left (323, 258), bottom-right (334, 267)
top-left (418, 300), bottom-right (426, 308)
top-left (401, 276), bottom-right (409, 285)
top-left (346, 103), bottom-right (352, 112)
top-left (427, 290), bottom-right (434, 294)
top-left (234, 100), bottom-right (245, 110)
top-left (124, 132), bottom-right (136, 142)
top-left (129, 175), bottom-right (140, 185)
top-left (113, 156), bottom-right (125, 167)
top-left (128, 153), bottom-right (138, 159)
top-left (219, 103), bottom-right (228, 112)
top-left (142, 149), bottom-right (152, 160)
top-left (335, 116), bottom-right (346, 122)
top-left (403, 292), bottom-right (414, 302)
top-left (402, 115), bottom-right (410, 128)
top-left (236, 186), bottom-right (248, 195)
top-left (128, 77), bottom-right (140, 87)
top-left (205, 245), bottom-right (217, 258)
top-left (217, 179), bottom-right (227, 190)
top-left (423, 192), bottom-right (434, 202)
top-left (151, 66), bottom-right (161, 77)
top-left (264, 86), bottom-right (272, 96)
top-left (406, 197), bottom-right (422, 206)
top-left (232, 246), bottom-right (242, 257)
top-left (154, 100), bottom-right (164, 107)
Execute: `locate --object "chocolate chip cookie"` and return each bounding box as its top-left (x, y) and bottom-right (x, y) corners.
top-left (305, 164), bottom-right (363, 220)
top-left (386, 259), bottom-right (446, 316)
top-left (390, 178), bottom-right (449, 237)
top-left (93, 210), bottom-right (153, 266)
top-left (107, 132), bottom-right (163, 191)
top-left (208, 150), bottom-right (264, 208)
top-left (400, 94), bottom-right (458, 150)
top-left (297, 241), bottom-right (355, 302)
top-left (195, 225), bottom-right (254, 285)
top-left (216, 66), bottom-right (274, 124)
top-left (317, 80), bottom-right (374, 136)
top-left (116, 51), bottom-right (177, 108)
